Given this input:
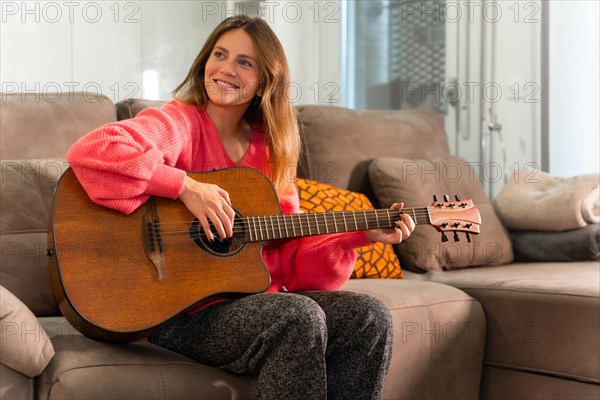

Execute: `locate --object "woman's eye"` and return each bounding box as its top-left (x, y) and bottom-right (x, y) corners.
top-left (214, 51), bottom-right (224, 58)
top-left (240, 60), bottom-right (252, 67)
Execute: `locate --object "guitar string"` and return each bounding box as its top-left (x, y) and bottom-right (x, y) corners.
top-left (157, 211), bottom-right (476, 237)
top-left (152, 207), bottom-right (467, 229)
top-left (153, 209), bottom-right (468, 231)
top-left (155, 210), bottom-right (431, 230)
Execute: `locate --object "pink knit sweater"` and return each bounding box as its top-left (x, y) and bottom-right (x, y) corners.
top-left (67, 99), bottom-right (371, 294)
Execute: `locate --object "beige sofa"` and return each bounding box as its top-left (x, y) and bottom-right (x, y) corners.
top-left (0, 92), bottom-right (597, 400)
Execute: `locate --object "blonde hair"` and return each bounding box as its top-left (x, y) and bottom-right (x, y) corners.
top-left (173, 16), bottom-right (300, 193)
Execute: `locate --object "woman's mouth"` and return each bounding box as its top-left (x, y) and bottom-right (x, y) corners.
top-left (215, 79), bottom-right (239, 89)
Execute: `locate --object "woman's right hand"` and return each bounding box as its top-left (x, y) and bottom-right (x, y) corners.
top-left (178, 175), bottom-right (236, 242)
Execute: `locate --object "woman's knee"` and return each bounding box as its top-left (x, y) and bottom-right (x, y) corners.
top-left (348, 293), bottom-right (393, 336)
top-left (284, 293), bottom-right (328, 338)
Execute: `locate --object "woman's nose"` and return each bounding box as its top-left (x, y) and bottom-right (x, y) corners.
top-left (220, 60), bottom-right (236, 76)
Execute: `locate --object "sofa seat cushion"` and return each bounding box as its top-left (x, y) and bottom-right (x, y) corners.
top-left (343, 279), bottom-right (486, 400)
top-left (0, 364), bottom-right (34, 400)
top-left (404, 262), bottom-right (600, 384)
top-left (481, 365), bottom-right (600, 400)
top-left (37, 317), bottom-right (254, 400)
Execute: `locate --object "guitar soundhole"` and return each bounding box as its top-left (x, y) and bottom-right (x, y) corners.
top-left (189, 209), bottom-right (246, 257)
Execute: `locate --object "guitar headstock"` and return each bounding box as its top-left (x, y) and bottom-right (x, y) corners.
top-left (429, 195), bottom-right (481, 242)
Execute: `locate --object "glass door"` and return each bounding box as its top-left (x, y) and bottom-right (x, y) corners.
top-left (342, 0), bottom-right (484, 173)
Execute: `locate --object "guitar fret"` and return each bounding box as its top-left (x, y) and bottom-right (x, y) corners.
top-left (276, 215), bottom-right (282, 239)
top-left (315, 214), bottom-right (321, 235)
top-left (306, 213), bottom-right (312, 236)
top-left (387, 210), bottom-right (392, 227)
top-left (291, 214), bottom-right (297, 237)
top-left (247, 218), bottom-right (252, 241)
top-left (269, 215), bottom-right (276, 239)
top-left (343, 212), bottom-right (348, 231)
top-left (352, 211), bottom-right (358, 230)
top-left (333, 213), bottom-right (338, 233)
top-left (252, 216), bottom-right (259, 241)
top-left (297, 214), bottom-right (303, 237)
top-left (412, 208), bottom-right (418, 224)
top-left (324, 213), bottom-right (329, 234)
top-left (258, 216), bottom-right (264, 240)
top-left (263, 216), bottom-right (268, 240)
top-left (284, 215), bottom-right (290, 238)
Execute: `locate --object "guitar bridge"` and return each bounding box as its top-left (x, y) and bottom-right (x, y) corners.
top-left (142, 199), bottom-right (167, 280)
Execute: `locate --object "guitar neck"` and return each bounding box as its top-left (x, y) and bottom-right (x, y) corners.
top-left (241, 207), bottom-right (429, 243)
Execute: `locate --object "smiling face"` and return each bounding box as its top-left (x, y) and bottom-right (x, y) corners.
top-left (204, 28), bottom-right (262, 110)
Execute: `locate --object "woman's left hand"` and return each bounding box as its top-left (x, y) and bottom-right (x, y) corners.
top-left (366, 202), bottom-right (416, 244)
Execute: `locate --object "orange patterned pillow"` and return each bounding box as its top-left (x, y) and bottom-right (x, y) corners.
top-left (295, 178), bottom-right (403, 279)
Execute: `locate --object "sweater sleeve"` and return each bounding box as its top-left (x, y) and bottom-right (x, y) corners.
top-left (262, 182), bottom-right (373, 292)
top-left (66, 101), bottom-right (195, 214)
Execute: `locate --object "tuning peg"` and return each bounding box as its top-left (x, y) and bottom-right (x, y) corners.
top-left (441, 232), bottom-right (448, 242)
top-left (443, 194), bottom-right (450, 202)
top-left (466, 233), bottom-right (472, 243)
top-left (433, 195), bottom-right (438, 202)
top-left (453, 231), bottom-right (460, 242)
top-left (455, 194), bottom-right (463, 201)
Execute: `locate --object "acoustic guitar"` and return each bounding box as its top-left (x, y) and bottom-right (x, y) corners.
top-left (48, 166), bottom-right (481, 343)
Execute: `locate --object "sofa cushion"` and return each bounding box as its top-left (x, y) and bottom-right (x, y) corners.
top-left (493, 169), bottom-right (600, 231)
top-left (37, 318), bottom-right (255, 400)
top-left (296, 106), bottom-right (450, 199)
top-left (369, 156), bottom-right (513, 271)
top-left (0, 286), bottom-right (55, 377)
top-left (295, 178), bottom-right (402, 279)
top-left (344, 279), bottom-right (486, 399)
top-left (0, 159), bottom-right (70, 316)
top-left (116, 98), bottom-right (167, 121)
top-left (0, 92), bottom-right (116, 160)
top-left (0, 363), bottom-right (34, 400)
top-left (404, 261), bottom-right (600, 384)
top-left (510, 224), bottom-right (600, 262)
top-left (481, 365), bottom-right (600, 400)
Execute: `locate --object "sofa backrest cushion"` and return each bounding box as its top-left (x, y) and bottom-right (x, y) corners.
top-left (1, 159), bottom-right (70, 316)
top-left (0, 92), bottom-right (116, 160)
top-left (296, 106), bottom-right (450, 201)
top-left (116, 98), bottom-right (167, 121)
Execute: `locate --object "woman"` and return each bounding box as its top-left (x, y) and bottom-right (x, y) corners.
top-left (67, 15), bottom-right (415, 400)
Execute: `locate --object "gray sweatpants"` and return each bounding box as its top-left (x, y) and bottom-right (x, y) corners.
top-left (148, 290), bottom-right (393, 400)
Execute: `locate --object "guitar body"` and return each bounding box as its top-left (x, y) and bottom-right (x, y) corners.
top-left (49, 167), bottom-right (274, 342)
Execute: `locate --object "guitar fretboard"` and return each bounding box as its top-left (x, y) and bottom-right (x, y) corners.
top-left (240, 207), bottom-right (429, 242)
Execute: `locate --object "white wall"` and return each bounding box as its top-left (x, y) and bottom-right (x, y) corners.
top-left (266, 0), bottom-right (342, 106)
top-left (548, 0), bottom-right (600, 177)
top-left (0, 1), bottom-right (212, 102)
top-left (0, 0), bottom-right (341, 105)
